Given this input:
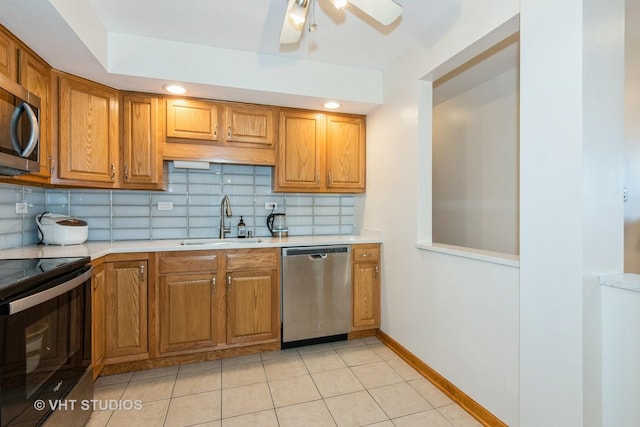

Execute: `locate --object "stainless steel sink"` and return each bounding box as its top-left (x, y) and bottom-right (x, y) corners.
top-left (178, 238), bottom-right (263, 246)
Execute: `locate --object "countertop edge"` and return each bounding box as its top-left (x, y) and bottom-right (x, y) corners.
top-left (0, 233), bottom-right (383, 260)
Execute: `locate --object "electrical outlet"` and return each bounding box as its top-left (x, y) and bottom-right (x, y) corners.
top-left (15, 203), bottom-right (28, 214)
top-left (158, 201), bottom-right (173, 211)
top-left (265, 202), bottom-right (278, 210)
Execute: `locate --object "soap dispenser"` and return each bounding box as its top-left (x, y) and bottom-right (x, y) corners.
top-left (237, 216), bottom-right (246, 238)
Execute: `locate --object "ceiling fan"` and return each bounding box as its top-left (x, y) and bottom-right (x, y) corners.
top-left (280, 0), bottom-right (403, 44)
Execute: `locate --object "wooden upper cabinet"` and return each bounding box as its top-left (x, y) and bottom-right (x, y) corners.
top-left (326, 115), bottom-right (365, 191)
top-left (224, 103), bottom-right (275, 147)
top-left (163, 98), bottom-right (277, 165)
top-left (18, 48), bottom-right (52, 180)
top-left (276, 110), bottom-right (365, 193)
top-left (276, 110), bottom-right (324, 191)
top-left (57, 74), bottom-right (119, 186)
top-left (0, 28), bottom-right (16, 81)
top-left (166, 98), bottom-right (220, 142)
top-left (121, 94), bottom-right (163, 189)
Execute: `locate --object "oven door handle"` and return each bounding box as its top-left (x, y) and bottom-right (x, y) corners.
top-left (6, 267), bottom-right (93, 315)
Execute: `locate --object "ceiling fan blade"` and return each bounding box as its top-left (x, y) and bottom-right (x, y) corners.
top-left (280, 0), bottom-right (310, 44)
top-left (347, 0), bottom-right (402, 26)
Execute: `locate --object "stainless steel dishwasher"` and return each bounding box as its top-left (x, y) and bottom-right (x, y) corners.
top-left (281, 245), bottom-right (351, 347)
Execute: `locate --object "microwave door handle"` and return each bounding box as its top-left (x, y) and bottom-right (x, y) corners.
top-left (10, 102), bottom-right (40, 158)
top-left (5, 268), bottom-right (92, 315)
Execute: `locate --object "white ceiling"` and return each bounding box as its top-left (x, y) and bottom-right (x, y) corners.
top-left (0, 0), bottom-right (460, 114)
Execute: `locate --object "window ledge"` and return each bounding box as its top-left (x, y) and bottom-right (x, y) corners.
top-left (416, 241), bottom-right (520, 268)
top-left (600, 273), bottom-right (640, 293)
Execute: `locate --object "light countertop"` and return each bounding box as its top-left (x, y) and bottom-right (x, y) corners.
top-left (0, 231), bottom-right (383, 261)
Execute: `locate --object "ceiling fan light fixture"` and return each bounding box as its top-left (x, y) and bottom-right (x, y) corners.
top-left (334, 0), bottom-right (347, 9)
top-left (288, 0), bottom-right (309, 27)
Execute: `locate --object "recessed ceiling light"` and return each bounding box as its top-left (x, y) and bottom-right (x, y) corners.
top-left (324, 101), bottom-right (340, 109)
top-left (163, 84), bottom-right (186, 95)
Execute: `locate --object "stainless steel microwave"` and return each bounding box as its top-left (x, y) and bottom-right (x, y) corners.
top-left (0, 73), bottom-right (40, 176)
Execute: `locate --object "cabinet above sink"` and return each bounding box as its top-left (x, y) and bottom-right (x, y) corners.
top-left (162, 98), bottom-right (277, 166)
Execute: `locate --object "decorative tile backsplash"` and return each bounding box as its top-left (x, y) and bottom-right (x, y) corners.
top-left (0, 163), bottom-right (354, 250)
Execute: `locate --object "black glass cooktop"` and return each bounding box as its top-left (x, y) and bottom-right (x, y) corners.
top-left (0, 256), bottom-right (90, 301)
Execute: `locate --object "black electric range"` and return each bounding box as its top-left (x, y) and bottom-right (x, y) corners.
top-left (0, 256), bottom-right (91, 301)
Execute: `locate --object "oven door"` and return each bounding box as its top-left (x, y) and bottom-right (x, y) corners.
top-left (0, 266), bottom-right (92, 427)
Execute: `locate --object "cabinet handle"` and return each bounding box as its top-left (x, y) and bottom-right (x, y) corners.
top-left (48, 157), bottom-right (56, 175)
top-left (124, 165), bottom-right (129, 181)
top-left (316, 172), bottom-right (320, 184)
top-left (362, 253), bottom-right (369, 258)
top-left (375, 264), bottom-right (379, 278)
top-left (111, 164), bottom-right (116, 181)
top-left (213, 123), bottom-right (218, 139)
top-left (227, 126), bottom-right (232, 139)
top-left (227, 275), bottom-right (231, 292)
top-left (328, 172), bottom-right (333, 186)
top-left (211, 277), bottom-right (216, 292)
top-left (139, 264), bottom-right (145, 281)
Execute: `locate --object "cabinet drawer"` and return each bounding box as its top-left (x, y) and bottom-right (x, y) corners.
top-left (225, 249), bottom-right (278, 270)
top-left (159, 251), bottom-right (218, 274)
top-left (353, 245), bottom-right (380, 262)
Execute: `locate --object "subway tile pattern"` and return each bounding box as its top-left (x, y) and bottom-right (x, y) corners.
top-left (0, 164), bottom-right (355, 249)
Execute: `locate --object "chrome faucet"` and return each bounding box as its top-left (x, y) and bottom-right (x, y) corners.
top-left (219, 195), bottom-right (232, 239)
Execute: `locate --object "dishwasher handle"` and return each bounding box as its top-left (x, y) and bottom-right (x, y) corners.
top-left (283, 245), bottom-right (350, 257)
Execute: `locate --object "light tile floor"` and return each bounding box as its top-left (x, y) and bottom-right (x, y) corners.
top-left (86, 337), bottom-right (482, 427)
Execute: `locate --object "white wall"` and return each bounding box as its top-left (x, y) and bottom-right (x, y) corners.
top-left (364, 1), bottom-right (521, 425)
top-left (624, 0), bottom-right (640, 273)
top-left (365, 0), bottom-right (625, 425)
top-left (520, 0), bottom-right (624, 426)
top-left (433, 66), bottom-right (519, 254)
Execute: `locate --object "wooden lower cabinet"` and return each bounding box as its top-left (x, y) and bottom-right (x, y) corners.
top-left (91, 261), bottom-right (106, 380)
top-left (104, 257), bottom-right (149, 363)
top-left (158, 273), bottom-right (218, 354)
top-left (154, 248), bottom-right (280, 356)
top-left (226, 269), bottom-right (279, 345)
top-left (352, 244), bottom-right (381, 331)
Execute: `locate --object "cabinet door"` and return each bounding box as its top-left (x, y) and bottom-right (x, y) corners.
top-left (122, 94), bottom-right (162, 188)
top-left (58, 75), bottom-right (119, 185)
top-left (18, 49), bottom-right (52, 180)
top-left (352, 244), bottom-right (381, 331)
top-left (276, 110), bottom-right (324, 191)
top-left (0, 28), bottom-right (16, 80)
top-left (91, 263), bottom-right (106, 380)
top-left (352, 262), bottom-right (380, 330)
top-left (158, 273), bottom-right (217, 354)
top-left (226, 269), bottom-right (279, 344)
top-left (224, 103), bottom-right (275, 147)
top-left (105, 260), bottom-right (148, 361)
top-left (166, 98), bottom-right (220, 142)
top-left (326, 115), bottom-right (365, 191)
